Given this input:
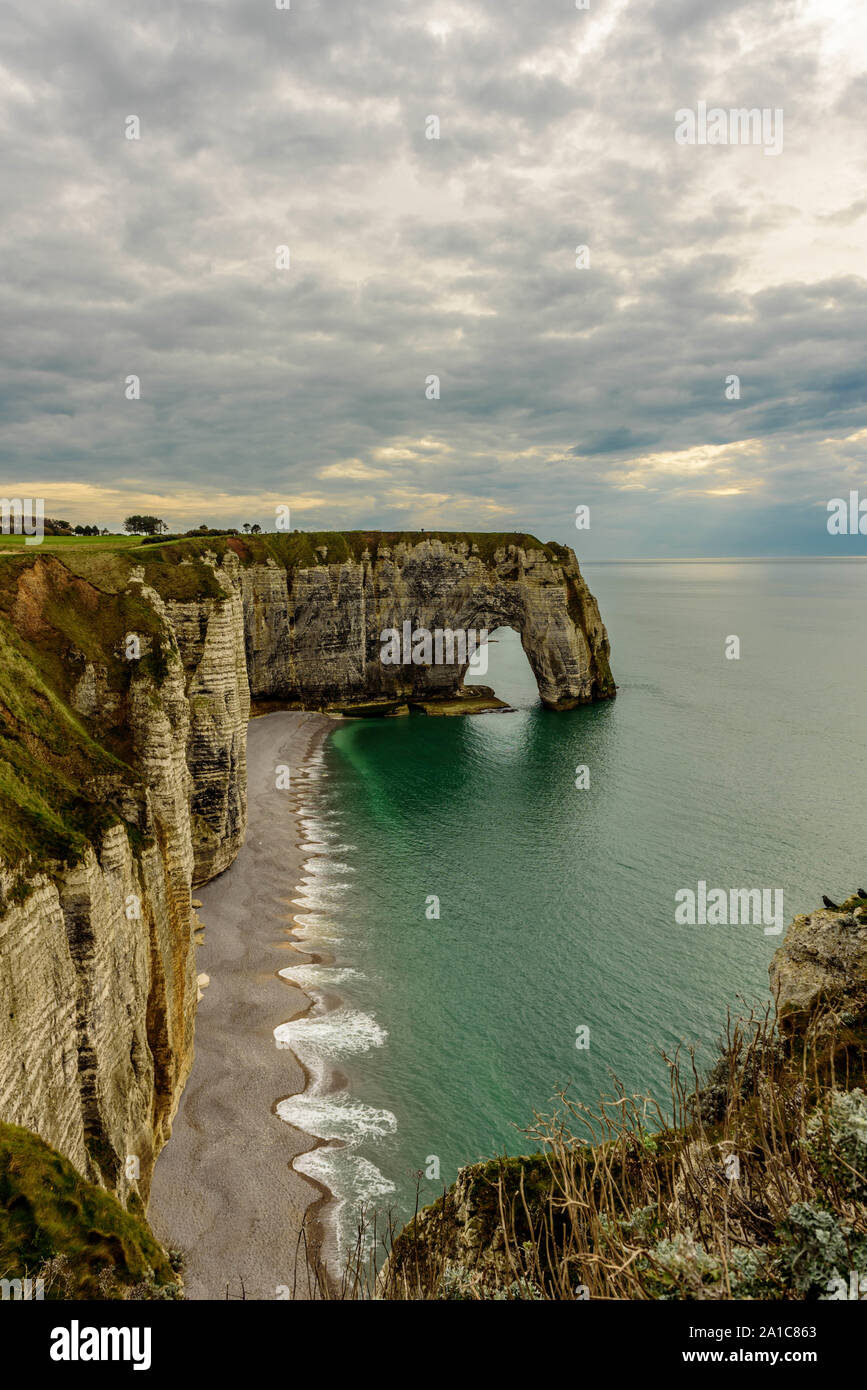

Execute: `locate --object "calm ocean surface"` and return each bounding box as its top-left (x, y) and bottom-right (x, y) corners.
top-left (280, 560), bottom-right (867, 1244)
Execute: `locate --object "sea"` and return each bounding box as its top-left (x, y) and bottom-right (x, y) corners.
top-left (275, 559), bottom-right (867, 1255)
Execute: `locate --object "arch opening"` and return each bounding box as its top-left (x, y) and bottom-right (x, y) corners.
top-left (463, 624), bottom-right (541, 709)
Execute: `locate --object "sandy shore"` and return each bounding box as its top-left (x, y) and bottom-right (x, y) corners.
top-left (148, 709), bottom-right (336, 1300)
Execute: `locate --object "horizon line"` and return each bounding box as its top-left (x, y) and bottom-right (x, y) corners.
top-left (583, 555), bottom-right (867, 563)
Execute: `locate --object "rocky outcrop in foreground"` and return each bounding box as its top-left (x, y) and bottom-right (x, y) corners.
top-left (0, 531), bottom-right (612, 1212)
top-left (769, 891), bottom-right (867, 1024)
top-left (385, 892), bottom-right (867, 1300)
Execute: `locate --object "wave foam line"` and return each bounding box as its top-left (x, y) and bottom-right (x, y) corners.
top-left (279, 964), bottom-right (364, 989)
top-left (274, 1007), bottom-right (387, 1059)
top-left (278, 1090), bottom-right (396, 1143)
top-left (294, 1149), bottom-right (396, 1210)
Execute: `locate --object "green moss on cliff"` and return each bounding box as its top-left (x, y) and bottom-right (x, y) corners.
top-left (0, 622), bottom-right (136, 880)
top-left (0, 552), bottom-right (199, 880)
top-left (0, 1123), bottom-right (179, 1299)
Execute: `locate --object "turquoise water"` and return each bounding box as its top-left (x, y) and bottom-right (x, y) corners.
top-left (283, 560), bottom-right (867, 1240)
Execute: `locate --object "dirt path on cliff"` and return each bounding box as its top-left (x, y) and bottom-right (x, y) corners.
top-left (148, 709), bottom-right (336, 1301)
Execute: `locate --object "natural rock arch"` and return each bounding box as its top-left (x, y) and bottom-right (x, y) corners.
top-left (240, 534), bottom-right (615, 711)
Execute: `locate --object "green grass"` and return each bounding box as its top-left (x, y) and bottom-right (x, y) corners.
top-left (0, 1123), bottom-right (178, 1299)
top-left (0, 552), bottom-right (176, 879)
top-left (251, 529), bottom-right (554, 568)
top-left (0, 621), bottom-right (138, 884)
top-left (1, 527), bottom-right (572, 567)
top-left (133, 528), bottom-right (564, 569)
top-left (0, 534), bottom-right (145, 551)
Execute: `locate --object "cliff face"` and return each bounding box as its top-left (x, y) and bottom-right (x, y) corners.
top-left (0, 827), bottom-right (195, 1207)
top-left (0, 531), bottom-right (612, 1209)
top-left (160, 568), bottom-right (250, 883)
top-left (239, 536), bottom-right (613, 710)
top-left (0, 558), bottom-right (222, 1205)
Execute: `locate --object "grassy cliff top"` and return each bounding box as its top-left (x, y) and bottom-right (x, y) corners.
top-left (1, 528), bottom-right (557, 553)
top-left (0, 529), bottom-right (572, 592)
top-left (129, 529), bottom-right (565, 580)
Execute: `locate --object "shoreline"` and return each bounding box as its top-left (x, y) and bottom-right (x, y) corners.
top-left (148, 709), bottom-right (341, 1300)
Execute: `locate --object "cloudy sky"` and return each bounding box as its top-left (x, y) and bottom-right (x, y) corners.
top-left (2, 0), bottom-right (865, 556)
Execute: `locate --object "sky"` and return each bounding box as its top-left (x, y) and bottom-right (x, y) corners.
top-left (1, 0), bottom-right (866, 557)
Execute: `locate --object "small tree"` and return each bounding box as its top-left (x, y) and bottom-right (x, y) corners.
top-left (125, 515), bottom-right (166, 536)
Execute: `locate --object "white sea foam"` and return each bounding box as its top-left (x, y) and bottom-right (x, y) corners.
top-left (291, 912), bottom-right (338, 932)
top-left (300, 842), bottom-right (355, 856)
top-left (294, 1147), bottom-right (395, 1206)
top-left (293, 897), bottom-right (349, 921)
top-left (290, 930), bottom-right (344, 949)
top-left (298, 809), bottom-right (340, 821)
top-left (303, 859), bottom-right (355, 875)
top-left (286, 749), bottom-right (394, 1257)
top-left (279, 963), bottom-right (363, 989)
top-left (274, 1007), bottom-right (386, 1058)
top-left (277, 1090), bottom-right (396, 1143)
top-left (296, 879), bottom-right (350, 898)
